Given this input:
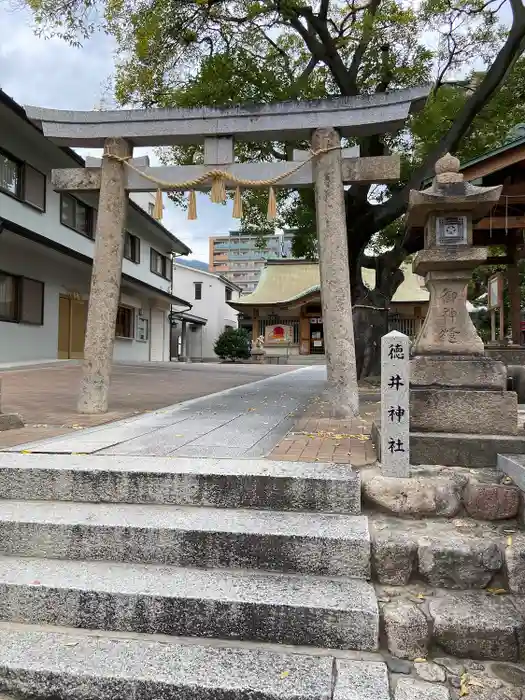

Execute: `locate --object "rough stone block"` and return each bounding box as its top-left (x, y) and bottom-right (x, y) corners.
top-left (414, 661), bottom-right (446, 683)
top-left (418, 536), bottom-right (503, 588)
top-left (410, 356), bottom-right (507, 391)
top-left (428, 592), bottom-right (522, 660)
top-left (362, 473), bottom-right (461, 517)
top-left (394, 678), bottom-right (450, 700)
top-left (382, 601), bottom-right (429, 660)
top-left (0, 556), bottom-right (379, 651)
top-left (0, 414), bottom-right (24, 431)
top-left (410, 389), bottom-right (518, 435)
top-left (463, 482), bottom-right (520, 520)
top-left (505, 535), bottom-right (525, 594)
top-left (371, 533), bottom-right (417, 585)
top-left (334, 660), bottom-right (390, 700)
top-left (0, 626), bottom-right (334, 700)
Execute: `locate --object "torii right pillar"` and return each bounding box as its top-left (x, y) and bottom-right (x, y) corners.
top-left (404, 153), bottom-right (525, 467)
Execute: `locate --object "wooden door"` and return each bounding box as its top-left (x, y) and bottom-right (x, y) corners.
top-left (57, 296), bottom-right (86, 359)
top-left (69, 299), bottom-right (87, 359)
top-left (57, 296), bottom-right (71, 359)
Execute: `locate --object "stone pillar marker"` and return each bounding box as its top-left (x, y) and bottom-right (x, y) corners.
top-left (312, 127), bottom-right (358, 417)
top-left (78, 137), bottom-right (133, 414)
top-left (381, 331), bottom-right (410, 477)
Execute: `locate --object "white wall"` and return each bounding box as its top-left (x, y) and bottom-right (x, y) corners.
top-left (0, 233), bottom-right (171, 364)
top-left (172, 263), bottom-right (240, 360)
top-left (0, 104), bottom-right (176, 298)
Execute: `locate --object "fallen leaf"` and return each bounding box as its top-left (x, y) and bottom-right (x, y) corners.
top-left (247, 408), bottom-right (256, 412)
top-left (413, 658), bottom-right (426, 663)
top-left (414, 593), bottom-right (425, 600)
top-left (20, 450), bottom-right (32, 454)
top-left (460, 673), bottom-right (469, 696)
top-left (507, 536), bottom-right (513, 547)
top-left (487, 587), bottom-right (507, 595)
top-left (280, 671), bottom-right (290, 680)
top-left (31, 580), bottom-right (41, 585)
top-left (63, 642), bottom-right (79, 647)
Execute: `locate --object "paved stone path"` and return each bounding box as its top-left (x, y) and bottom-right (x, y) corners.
top-left (0, 361), bottom-right (295, 449)
top-left (6, 366), bottom-right (325, 458)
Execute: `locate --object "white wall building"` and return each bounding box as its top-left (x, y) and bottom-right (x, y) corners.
top-left (171, 261), bottom-right (241, 361)
top-left (0, 89), bottom-right (191, 365)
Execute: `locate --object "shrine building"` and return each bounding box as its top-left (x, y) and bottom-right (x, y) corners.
top-left (228, 259), bottom-right (429, 357)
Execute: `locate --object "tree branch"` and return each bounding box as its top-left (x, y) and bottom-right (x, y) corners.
top-left (373, 12), bottom-right (525, 238)
top-left (346, 0), bottom-right (382, 94)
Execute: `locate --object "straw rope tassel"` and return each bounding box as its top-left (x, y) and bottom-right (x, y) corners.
top-left (210, 175), bottom-right (226, 204)
top-left (232, 186), bottom-right (243, 219)
top-left (267, 186), bottom-right (277, 221)
top-left (187, 190), bottom-right (197, 220)
top-left (153, 189), bottom-right (163, 220)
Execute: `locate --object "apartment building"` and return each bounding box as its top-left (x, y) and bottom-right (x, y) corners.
top-left (209, 230), bottom-right (294, 293)
top-left (0, 88), bottom-right (191, 364)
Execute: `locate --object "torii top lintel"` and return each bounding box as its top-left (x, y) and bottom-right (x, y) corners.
top-left (25, 86), bottom-right (430, 149)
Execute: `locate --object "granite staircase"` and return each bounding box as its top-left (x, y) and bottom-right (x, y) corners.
top-left (0, 453), bottom-right (390, 700)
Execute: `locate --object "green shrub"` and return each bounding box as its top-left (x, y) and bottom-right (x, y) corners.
top-left (214, 327), bottom-right (251, 362)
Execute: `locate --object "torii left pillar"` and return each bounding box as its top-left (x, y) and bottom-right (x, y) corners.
top-left (313, 127), bottom-right (358, 417)
top-left (78, 137), bottom-right (132, 413)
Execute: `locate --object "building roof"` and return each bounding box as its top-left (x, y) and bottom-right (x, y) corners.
top-left (0, 87), bottom-right (191, 256)
top-left (173, 260), bottom-right (243, 292)
top-left (229, 259), bottom-right (429, 308)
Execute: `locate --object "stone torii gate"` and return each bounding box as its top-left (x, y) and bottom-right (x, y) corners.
top-left (26, 87), bottom-right (429, 415)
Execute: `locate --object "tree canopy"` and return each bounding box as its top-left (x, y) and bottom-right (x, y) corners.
top-left (21, 0), bottom-right (525, 374)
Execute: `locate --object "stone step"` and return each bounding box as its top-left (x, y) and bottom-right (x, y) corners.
top-left (0, 624), bottom-right (392, 700)
top-left (0, 453), bottom-right (360, 514)
top-left (378, 584), bottom-right (525, 663)
top-left (370, 513), bottom-right (511, 589)
top-left (0, 500), bottom-right (370, 577)
top-left (0, 556), bottom-right (379, 651)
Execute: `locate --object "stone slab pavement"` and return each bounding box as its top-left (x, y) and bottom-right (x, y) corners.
top-left (6, 366), bottom-right (326, 459)
top-left (0, 361), bottom-right (295, 449)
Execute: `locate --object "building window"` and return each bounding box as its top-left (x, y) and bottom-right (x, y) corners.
top-left (0, 152), bottom-right (21, 198)
top-left (225, 287), bottom-right (232, 301)
top-left (0, 149), bottom-right (46, 211)
top-left (19, 277), bottom-right (44, 325)
top-left (124, 232), bottom-right (140, 263)
top-left (60, 194), bottom-right (93, 238)
top-left (0, 273), bottom-right (18, 321)
top-left (150, 249), bottom-right (172, 280)
top-left (0, 272), bottom-right (44, 325)
top-left (24, 166), bottom-right (46, 211)
top-left (194, 282), bottom-right (202, 300)
top-left (115, 305), bottom-right (134, 338)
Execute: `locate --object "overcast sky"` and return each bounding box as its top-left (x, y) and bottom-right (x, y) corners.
top-left (0, 2), bottom-right (237, 261)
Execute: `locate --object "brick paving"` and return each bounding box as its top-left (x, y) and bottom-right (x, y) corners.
top-left (0, 361), bottom-right (294, 449)
top-left (267, 393), bottom-right (380, 466)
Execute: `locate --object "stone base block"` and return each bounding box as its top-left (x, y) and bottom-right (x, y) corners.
top-left (410, 356), bottom-right (506, 390)
top-left (410, 388), bottom-right (518, 435)
top-left (0, 414), bottom-right (24, 431)
top-left (372, 419), bottom-right (525, 467)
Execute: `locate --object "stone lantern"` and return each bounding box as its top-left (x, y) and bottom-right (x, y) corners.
top-left (406, 153), bottom-right (521, 465)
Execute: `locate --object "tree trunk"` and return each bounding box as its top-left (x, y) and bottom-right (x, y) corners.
top-left (348, 233), bottom-right (406, 379)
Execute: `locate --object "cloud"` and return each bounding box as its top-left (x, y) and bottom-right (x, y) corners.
top-left (0, 5), bottom-right (236, 261)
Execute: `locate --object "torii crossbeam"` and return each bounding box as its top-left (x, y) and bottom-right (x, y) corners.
top-left (26, 86), bottom-right (430, 416)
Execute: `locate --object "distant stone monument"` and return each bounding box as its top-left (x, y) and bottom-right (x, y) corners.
top-left (251, 335), bottom-right (266, 364)
top-left (405, 153), bottom-right (522, 466)
top-left (381, 331), bottom-right (410, 477)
